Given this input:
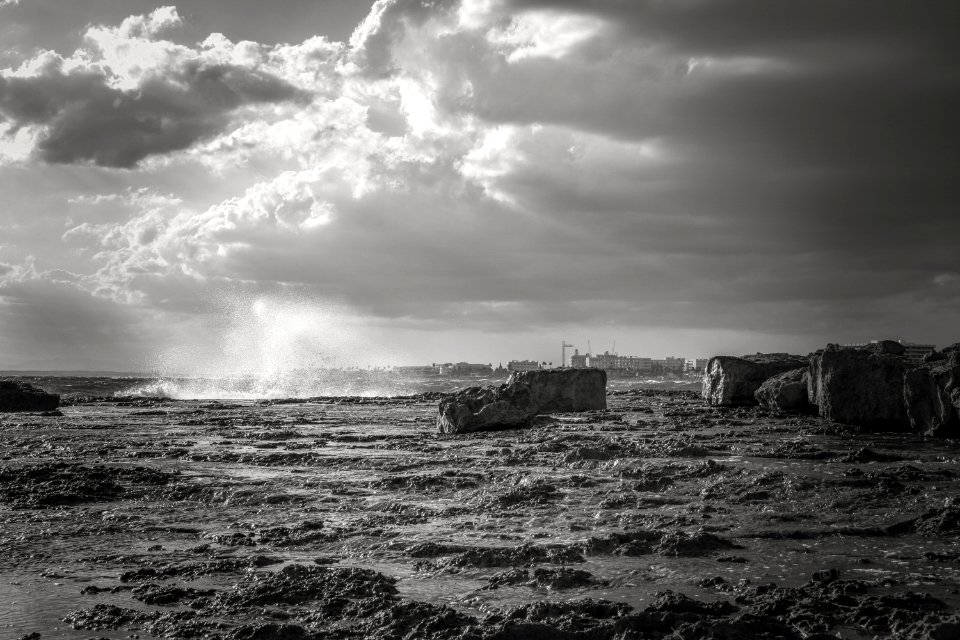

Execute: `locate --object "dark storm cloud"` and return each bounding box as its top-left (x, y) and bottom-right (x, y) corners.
top-left (478, 0), bottom-right (959, 178)
top-left (444, 0), bottom-right (960, 325)
top-left (494, 0), bottom-right (960, 184)
top-left (0, 58), bottom-right (307, 167)
top-left (0, 271), bottom-right (159, 370)
top-left (508, 0), bottom-right (960, 59)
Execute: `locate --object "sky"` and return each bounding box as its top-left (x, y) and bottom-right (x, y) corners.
top-left (0, 0), bottom-right (958, 372)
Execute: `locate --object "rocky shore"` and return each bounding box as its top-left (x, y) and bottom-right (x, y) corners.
top-left (704, 341), bottom-right (960, 438)
top-left (437, 369), bottom-right (607, 434)
top-left (0, 379), bottom-right (59, 413)
top-left (1, 380), bottom-right (960, 639)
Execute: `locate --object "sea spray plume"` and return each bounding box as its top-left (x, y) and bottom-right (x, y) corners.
top-left (127, 294), bottom-right (405, 399)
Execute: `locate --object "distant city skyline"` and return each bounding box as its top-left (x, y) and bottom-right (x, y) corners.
top-left (1, 2), bottom-right (957, 372)
top-left (0, 333), bottom-right (940, 375)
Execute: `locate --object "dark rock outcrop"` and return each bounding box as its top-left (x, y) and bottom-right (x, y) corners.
top-left (754, 367), bottom-right (814, 413)
top-left (437, 368), bottom-right (607, 434)
top-left (0, 379), bottom-right (60, 412)
top-left (904, 343), bottom-right (960, 438)
top-left (807, 342), bottom-right (910, 431)
top-left (702, 354), bottom-right (808, 406)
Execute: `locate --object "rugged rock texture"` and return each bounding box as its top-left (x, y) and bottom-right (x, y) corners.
top-left (807, 342), bottom-right (910, 431)
top-left (436, 386), bottom-right (534, 434)
top-left (437, 368), bottom-right (607, 434)
top-left (904, 343), bottom-right (960, 438)
top-left (755, 367), bottom-right (814, 413)
top-left (0, 379), bottom-right (59, 412)
top-left (702, 354), bottom-right (808, 406)
top-left (512, 368), bottom-right (608, 414)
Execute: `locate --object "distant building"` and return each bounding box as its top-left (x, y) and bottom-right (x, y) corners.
top-left (439, 362), bottom-right (493, 375)
top-left (688, 358), bottom-right (710, 373)
top-left (652, 356), bottom-right (685, 374)
top-left (572, 348), bottom-right (692, 374)
top-left (507, 360), bottom-right (541, 372)
top-left (901, 341), bottom-right (936, 363)
top-left (587, 351), bottom-right (619, 370)
top-left (616, 355), bottom-right (653, 372)
top-left (579, 351), bottom-right (653, 372)
top-left (570, 349), bottom-right (589, 368)
top-left (843, 340), bottom-right (936, 364)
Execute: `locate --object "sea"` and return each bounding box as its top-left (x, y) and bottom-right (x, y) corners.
top-left (1, 372), bottom-right (701, 400)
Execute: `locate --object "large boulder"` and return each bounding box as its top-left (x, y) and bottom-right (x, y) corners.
top-left (437, 368), bottom-right (607, 434)
top-left (904, 343), bottom-right (960, 438)
top-left (754, 367), bottom-right (814, 413)
top-left (0, 380), bottom-right (60, 412)
top-left (702, 354), bottom-right (808, 406)
top-left (807, 342), bottom-right (910, 431)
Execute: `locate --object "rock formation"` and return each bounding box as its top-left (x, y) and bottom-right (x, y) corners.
top-left (437, 368), bottom-right (607, 434)
top-left (754, 367), bottom-right (814, 413)
top-left (702, 354), bottom-right (808, 406)
top-left (705, 339), bottom-right (960, 436)
top-left (0, 379), bottom-right (60, 412)
top-left (904, 343), bottom-right (960, 438)
top-left (807, 342), bottom-right (910, 431)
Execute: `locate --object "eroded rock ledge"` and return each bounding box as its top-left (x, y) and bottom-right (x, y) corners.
top-left (702, 355), bottom-right (807, 407)
top-left (437, 368), bottom-right (607, 434)
top-left (0, 379), bottom-right (59, 412)
top-left (703, 341), bottom-right (960, 437)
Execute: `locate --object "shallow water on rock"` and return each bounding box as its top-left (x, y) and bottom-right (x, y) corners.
top-left (2, 389), bottom-right (960, 639)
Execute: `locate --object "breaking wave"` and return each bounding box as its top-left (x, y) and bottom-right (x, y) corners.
top-left (131, 295), bottom-right (408, 399)
top-left (125, 370), bottom-right (419, 400)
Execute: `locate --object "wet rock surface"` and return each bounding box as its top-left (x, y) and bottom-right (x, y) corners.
top-left (0, 379), bottom-right (60, 412)
top-left (905, 344), bottom-right (960, 438)
top-left (702, 354), bottom-right (808, 406)
top-left (0, 462), bottom-right (173, 508)
top-left (755, 367), bottom-right (814, 413)
top-left (437, 368), bottom-right (607, 434)
top-left (2, 384), bottom-right (960, 639)
top-left (808, 342), bottom-right (912, 431)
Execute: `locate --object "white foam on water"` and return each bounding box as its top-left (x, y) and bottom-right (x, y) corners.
top-left (128, 294), bottom-right (404, 399)
top-left (126, 372), bottom-right (413, 399)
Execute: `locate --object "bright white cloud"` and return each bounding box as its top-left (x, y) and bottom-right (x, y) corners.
top-left (487, 10), bottom-right (605, 63)
top-left (0, 121), bottom-right (36, 163)
top-left (67, 188), bottom-right (183, 210)
top-left (81, 7), bottom-right (189, 90)
top-left (0, 7), bottom-right (315, 167)
top-left (459, 125), bottom-right (525, 204)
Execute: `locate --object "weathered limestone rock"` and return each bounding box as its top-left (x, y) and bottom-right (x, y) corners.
top-left (904, 343), bottom-right (960, 438)
top-left (510, 368), bottom-right (608, 413)
top-left (0, 380), bottom-right (60, 412)
top-left (437, 368), bottom-right (607, 434)
top-left (702, 354), bottom-right (808, 406)
top-left (754, 367), bottom-right (814, 413)
top-left (807, 342), bottom-right (910, 431)
top-left (437, 385), bottom-right (534, 434)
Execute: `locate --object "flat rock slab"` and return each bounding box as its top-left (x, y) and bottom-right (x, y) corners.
top-left (437, 368), bottom-right (607, 434)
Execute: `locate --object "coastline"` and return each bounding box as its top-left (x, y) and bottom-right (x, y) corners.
top-left (2, 386), bottom-right (959, 638)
